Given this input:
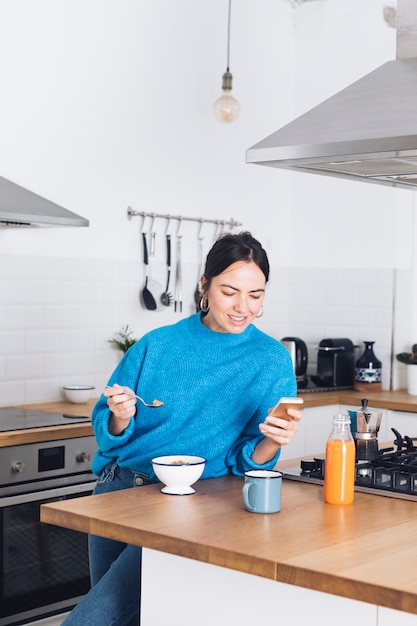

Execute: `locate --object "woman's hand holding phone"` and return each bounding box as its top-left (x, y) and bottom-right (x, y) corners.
top-left (270, 397), bottom-right (304, 420)
top-left (258, 397), bottom-right (304, 446)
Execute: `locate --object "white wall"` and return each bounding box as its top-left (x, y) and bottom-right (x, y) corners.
top-left (0, 0), bottom-right (414, 405)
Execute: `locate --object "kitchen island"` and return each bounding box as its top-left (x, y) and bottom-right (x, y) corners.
top-left (41, 467), bottom-right (417, 625)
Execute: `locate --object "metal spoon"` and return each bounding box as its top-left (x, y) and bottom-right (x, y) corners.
top-left (105, 386), bottom-right (164, 408)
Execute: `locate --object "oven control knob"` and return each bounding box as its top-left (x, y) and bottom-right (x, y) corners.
top-left (13, 461), bottom-right (25, 473)
top-left (77, 452), bottom-right (91, 463)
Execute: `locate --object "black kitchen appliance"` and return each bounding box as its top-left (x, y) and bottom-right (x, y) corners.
top-left (282, 428), bottom-right (417, 502)
top-left (281, 337), bottom-right (308, 389)
top-left (0, 407), bottom-right (97, 626)
top-left (348, 399), bottom-right (383, 471)
top-left (311, 338), bottom-right (355, 388)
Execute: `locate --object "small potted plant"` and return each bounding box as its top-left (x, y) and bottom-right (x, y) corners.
top-left (108, 324), bottom-right (137, 354)
top-left (396, 344), bottom-right (417, 395)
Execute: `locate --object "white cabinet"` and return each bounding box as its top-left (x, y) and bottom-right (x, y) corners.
top-left (278, 404), bottom-right (339, 460)
top-left (303, 404), bottom-right (339, 456)
top-left (386, 410), bottom-right (417, 442)
top-left (141, 548), bottom-right (377, 626)
top-left (378, 607), bottom-right (417, 625)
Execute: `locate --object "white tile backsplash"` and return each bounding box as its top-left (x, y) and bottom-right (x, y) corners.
top-left (0, 255), bottom-right (410, 406)
top-left (0, 254), bottom-right (200, 404)
top-left (270, 266), bottom-right (397, 391)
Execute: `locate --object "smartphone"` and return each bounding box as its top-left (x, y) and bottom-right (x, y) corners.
top-left (270, 397), bottom-right (304, 420)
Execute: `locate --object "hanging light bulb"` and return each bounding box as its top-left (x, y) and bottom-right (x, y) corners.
top-left (213, 0), bottom-right (240, 123)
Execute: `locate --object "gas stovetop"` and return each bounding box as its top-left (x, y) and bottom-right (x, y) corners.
top-left (282, 429), bottom-right (417, 502)
top-left (0, 407), bottom-right (91, 432)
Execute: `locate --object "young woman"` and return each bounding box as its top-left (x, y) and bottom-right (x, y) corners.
top-left (63, 231), bottom-right (301, 626)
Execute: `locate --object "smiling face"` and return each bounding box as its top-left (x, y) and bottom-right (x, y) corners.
top-left (201, 261), bottom-right (266, 334)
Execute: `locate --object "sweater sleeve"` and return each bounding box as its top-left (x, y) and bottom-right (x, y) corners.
top-left (91, 339), bottom-right (147, 456)
top-left (225, 345), bottom-right (297, 475)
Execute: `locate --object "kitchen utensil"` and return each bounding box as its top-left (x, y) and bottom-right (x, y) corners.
top-left (174, 224), bottom-right (183, 312)
top-left (160, 233), bottom-right (173, 307)
top-left (194, 221), bottom-right (204, 312)
top-left (105, 386), bottom-right (163, 408)
top-left (348, 398), bottom-right (383, 468)
top-left (348, 398), bottom-right (383, 436)
top-left (147, 231), bottom-right (165, 311)
top-left (140, 232), bottom-right (157, 311)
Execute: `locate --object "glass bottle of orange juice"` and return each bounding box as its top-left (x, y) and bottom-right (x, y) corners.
top-left (324, 414), bottom-right (355, 505)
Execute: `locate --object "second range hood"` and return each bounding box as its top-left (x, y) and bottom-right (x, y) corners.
top-left (0, 176), bottom-right (89, 228)
top-left (246, 0), bottom-right (417, 191)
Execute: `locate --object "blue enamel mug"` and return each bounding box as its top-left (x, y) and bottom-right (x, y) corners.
top-left (242, 470), bottom-right (282, 514)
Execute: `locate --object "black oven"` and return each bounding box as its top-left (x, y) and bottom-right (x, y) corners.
top-left (0, 434), bottom-right (97, 626)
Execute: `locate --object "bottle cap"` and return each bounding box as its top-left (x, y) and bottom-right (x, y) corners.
top-left (332, 413), bottom-right (351, 423)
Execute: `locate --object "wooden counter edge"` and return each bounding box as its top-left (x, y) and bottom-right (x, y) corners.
top-left (299, 389), bottom-right (417, 412)
top-left (40, 485), bottom-right (417, 616)
top-left (0, 422), bottom-right (94, 447)
top-left (0, 399), bottom-right (96, 447)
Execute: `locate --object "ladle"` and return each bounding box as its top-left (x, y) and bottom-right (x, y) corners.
top-left (147, 230), bottom-right (165, 310)
top-left (140, 232), bottom-right (157, 310)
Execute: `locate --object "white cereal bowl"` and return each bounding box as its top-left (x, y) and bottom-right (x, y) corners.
top-left (152, 455), bottom-right (206, 495)
top-left (63, 385), bottom-right (95, 404)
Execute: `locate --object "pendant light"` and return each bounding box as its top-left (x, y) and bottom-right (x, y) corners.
top-left (213, 0), bottom-right (240, 123)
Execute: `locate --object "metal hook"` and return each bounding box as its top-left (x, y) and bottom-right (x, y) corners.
top-left (165, 215), bottom-right (172, 234)
top-left (149, 213), bottom-right (156, 235)
top-left (176, 217), bottom-right (183, 238)
top-left (140, 214), bottom-right (148, 234)
top-left (213, 220), bottom-right (222, 241)
top-left (197, 218), bottom-right (204, 241)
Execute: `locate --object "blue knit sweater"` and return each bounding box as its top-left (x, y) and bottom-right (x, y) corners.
top-left (91, 313), bottom-right (296, 480)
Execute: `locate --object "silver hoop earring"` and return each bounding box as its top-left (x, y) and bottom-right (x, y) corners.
top-left (256, 307), bottom-right (264, 318)
top-left (199, 297), bottom-right (209, 313)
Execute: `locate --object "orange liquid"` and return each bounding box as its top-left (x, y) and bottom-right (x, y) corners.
top-left (324, 439), bottom-right (355, 505)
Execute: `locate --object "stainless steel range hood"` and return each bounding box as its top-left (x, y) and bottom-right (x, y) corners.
top-left (246, 0), bottom-right (417, 191)
top-left (0, 176), bottom-right (89, 228)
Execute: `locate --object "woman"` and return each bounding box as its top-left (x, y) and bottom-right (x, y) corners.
top-left (63, 231), bottom-right (301, 626)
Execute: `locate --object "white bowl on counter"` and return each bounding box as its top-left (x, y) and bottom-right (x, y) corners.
top-left (152, 455), bottom-right (206, 495)
top-left (63, 385), bottom-right (95, 404)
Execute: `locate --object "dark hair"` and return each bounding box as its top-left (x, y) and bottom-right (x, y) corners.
top-left (203, 231), bottom-right (269, 289)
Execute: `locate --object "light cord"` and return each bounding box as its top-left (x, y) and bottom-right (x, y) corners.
top-left (226, 0), bottom-right (231, 71)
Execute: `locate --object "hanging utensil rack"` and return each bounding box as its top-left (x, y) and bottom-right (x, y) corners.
top-left (127, 207), bottom-right (242, 230)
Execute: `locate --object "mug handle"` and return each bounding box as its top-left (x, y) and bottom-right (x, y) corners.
top-left (242, 482), bottom-right (256, 512)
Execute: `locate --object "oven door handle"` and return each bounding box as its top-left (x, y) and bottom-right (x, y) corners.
top-left (0, 481), bottom-right (96, 508)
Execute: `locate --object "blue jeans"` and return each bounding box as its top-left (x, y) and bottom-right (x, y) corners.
top-left (62, 463), bottom-right (154, 626)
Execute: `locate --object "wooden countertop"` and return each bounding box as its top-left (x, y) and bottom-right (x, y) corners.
top-left (0, 399), bottom-right (96, 447)
top-left (41, 473), bottom-right (417, 615)
top-left (1, 389), bottom-right (416, 447)
top-left (299, 388), bottom-right (417, 411)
